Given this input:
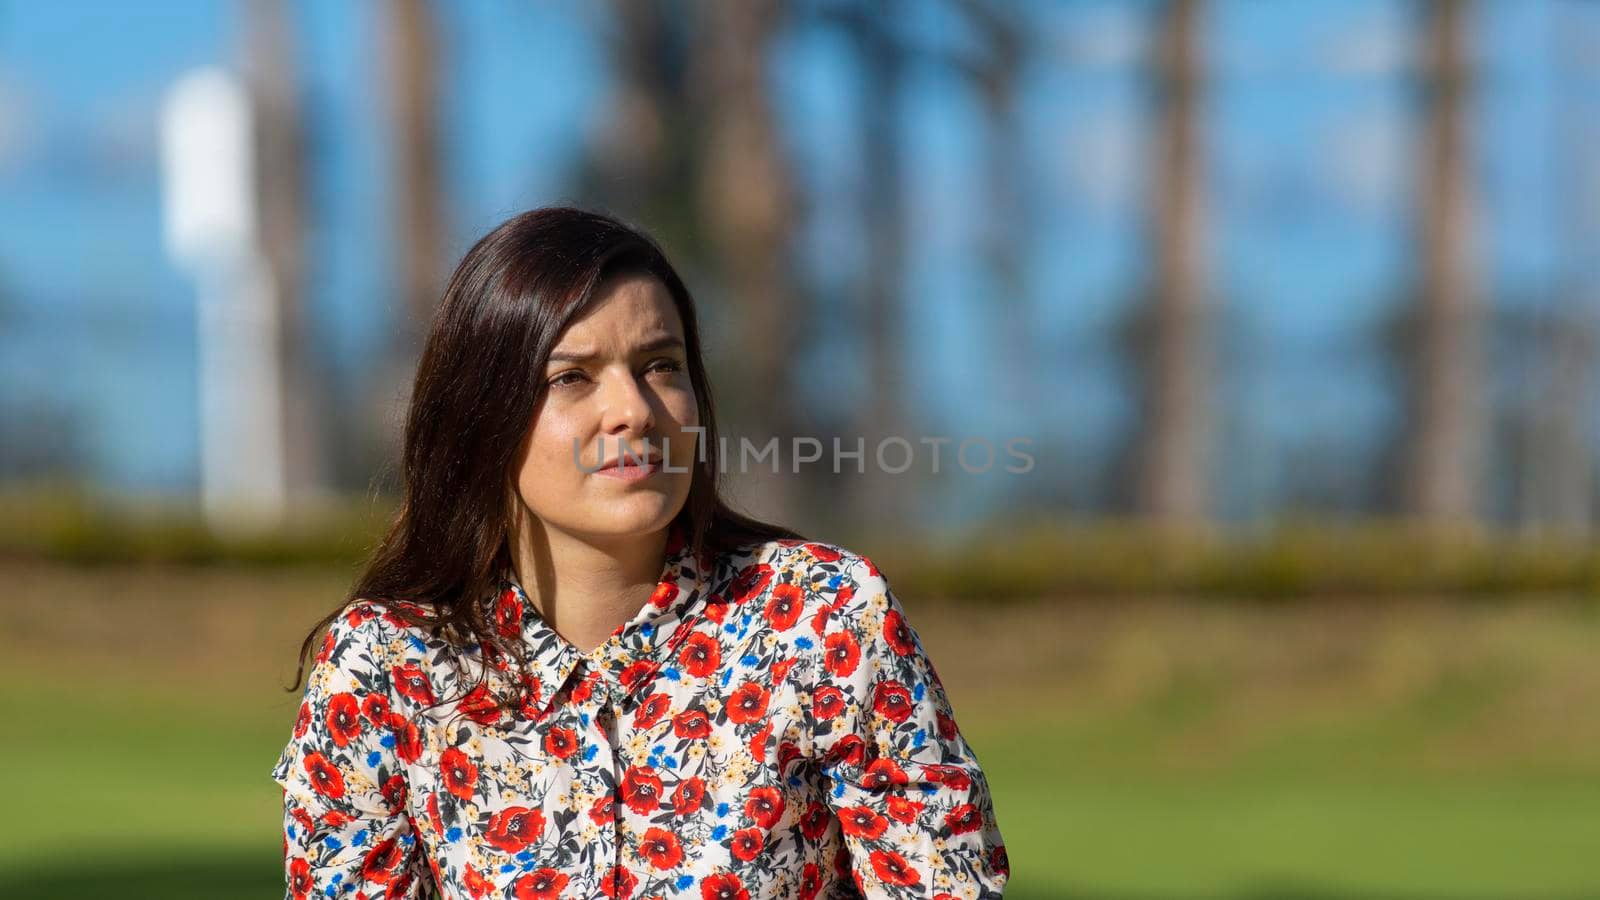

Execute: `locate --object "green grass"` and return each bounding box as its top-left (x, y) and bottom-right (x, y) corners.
top-left (3, 674), bottom-right (1599, 899)
top-left (4, 559), bottom-right (1600, 898)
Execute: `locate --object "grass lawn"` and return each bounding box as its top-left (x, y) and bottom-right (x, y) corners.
top-left (2, 562), bottom-right (1598, 898)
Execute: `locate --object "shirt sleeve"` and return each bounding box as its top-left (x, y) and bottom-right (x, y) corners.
top-left (270, 601), bottom-right (432, 900)
top-left (807, 555), bottom-right (1010, 899)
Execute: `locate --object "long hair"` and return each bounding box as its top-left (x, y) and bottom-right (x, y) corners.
top-left (286, 206), bottom-right (802, 717)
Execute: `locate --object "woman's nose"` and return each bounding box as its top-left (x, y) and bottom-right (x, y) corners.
top-left (598, 368), bottom-right (654, 435)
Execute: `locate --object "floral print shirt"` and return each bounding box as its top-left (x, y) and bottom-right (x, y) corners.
top-left (271, 529), bottom-right (1009, 899)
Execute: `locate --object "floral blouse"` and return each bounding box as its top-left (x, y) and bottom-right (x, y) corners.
top-left (271, 530), bottom-right (1009, 899)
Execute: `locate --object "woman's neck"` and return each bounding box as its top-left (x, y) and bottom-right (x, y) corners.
top-left (506, 517), bottom-right (669, 654)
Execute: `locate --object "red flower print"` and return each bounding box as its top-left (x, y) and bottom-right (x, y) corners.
top-left (798, 801), bottom-right (830, 840)
top-left (823, 734), bottom-right (865, 770)
top-left (458, 683), bottom-right (504, 726)
top-left (288, 856), bottom-right (312, 900)
top-left (886, 795), bottom-right (923, 824)
top-left (649, 580), bottom-right (680, 610)
top-left (728, 827), bottom-right (764, 861)
top-left (823, 631), bottom-right (860, 677)
top-left (936, 709), bottom-right (958, 740)
top-left (729, 563), bottom-right (775, 605)
top-left (869, 849), bottom-right (921, 887)
top-left (778, 740), bottom-right (802, 774)
top-left (544, 726), bottom-right (578, 759)
top-left (926, 763), bottom-right (972, 791)
top-left (380, 774), bottom-right (407, 815)
top-left (321, 808), bottom-right (354, 828)
top-left (602, 864), bottom-right (638, 899)
top-left (621, 765), bottom-right (664, 815)
top-left (638, 826), bottom-right (684, 870)
top-left (671, 776), bottom-right (706, 815)
top-left (704, 597), bottom-right (730, 623)
top-left (512, 867), bottom-right (569, 900)
top-left (486, 805), bottom-right (547, 853)
top-left (590, 793), bottom-right (615, 825)
top-left (290, 804), bottom-right (314, 833)
top-left (763, 582), bottom-right (803, 631)
top-left (882, 609), bottom-right (916, 656)
top-left (811, 685), bottom-right (845, 720)
top-left (672, 710), bottom-right (710, 739)
top-left (872, 681), bottom-right (914, 723)
top-left (799, 862), bottom-right (821, 900)
top-left (749, 720), bottom-right (773, 763)
top-left (463, 865), bottom-right (495, 899)
top-left (633, 693), bottom-right (670, 729)
top-left (440, 748), bottom-right (478, 801)
top-left (745, 786), bottom-right (784, 829)
top-left (806, 543), bottom-right (843, 563)
top-left (302, 752), bottom-right (345, 800)
top-left (572, 670), bottom-right (599, 704)
top-left (392, 662), bottom-right (435, 704)
top-left (517, 674), bottom-right (545, 719)
top-left (345, 604), bottom-right (377, 628)
top-left (677, 632), bottom-right (721, 677)
top-left (619, 660), bottom-right (655, 693)
top-left (386, 712), bottom-right (423, 764)
top-left (838, 805), bottom-right (887, 840)
top-left (316, 630), bottom-right (335, 665)
top-left (699, 871), bottom-right (749, 900)
top-left (770, 656), bottom-right (797, 683)
top-left (992, 843), bottom-right (1010, 876)
top-left (326, 692), bottom-right (363, 747)
top-left (360, 837), bottom-right (405, 883)
top-left (293, 702), bottom-right (311, 739)
top-left (726, 681), bottom-right (769, 724)
top-left (427, 792), bottom-right (444, 835)
top-left (862, 758), bottom-right (908, 790)
top-left (362, 693), bottom-right (391, 725)
top-left (945, 802), bottom-right (983, 834)
top-left (494, 588), bottom-right (523, 639)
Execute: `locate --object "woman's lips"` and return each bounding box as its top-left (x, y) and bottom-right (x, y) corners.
top-left (595, 460), bottom-right (661, 481)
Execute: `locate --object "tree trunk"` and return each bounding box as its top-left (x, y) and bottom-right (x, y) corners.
top-left (1405, 0), bottom-right (1480, 526)
top-left (1137, 0), bottom-right (1209, 526)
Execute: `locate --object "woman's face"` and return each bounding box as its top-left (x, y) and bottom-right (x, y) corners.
top-left (511, 273), bottom-right (699, 544)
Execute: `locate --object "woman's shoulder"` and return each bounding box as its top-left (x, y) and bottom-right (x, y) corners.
top-left (716, 536), bottom-right (891, 604)
top-left (313, 598), bottom-right (440, 677)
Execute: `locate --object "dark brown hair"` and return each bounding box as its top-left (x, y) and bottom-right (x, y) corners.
top-left (286, 206), bottom-right (802, 717)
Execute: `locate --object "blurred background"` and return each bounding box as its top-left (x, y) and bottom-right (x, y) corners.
top-left (3, 0), bottom-right (1600, 897)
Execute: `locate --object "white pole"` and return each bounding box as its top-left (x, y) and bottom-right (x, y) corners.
top-left (160, 68), bottom-right (287, 533)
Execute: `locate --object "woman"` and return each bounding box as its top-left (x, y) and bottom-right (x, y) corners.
top-left (272, 207), bottom-right (1009, 899)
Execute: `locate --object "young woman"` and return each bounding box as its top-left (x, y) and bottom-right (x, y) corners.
top-left (272, 207), bottom-right (1009, 899)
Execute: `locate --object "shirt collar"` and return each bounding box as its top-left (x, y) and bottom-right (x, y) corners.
top-left (488, 521), bottom-right (713, 717)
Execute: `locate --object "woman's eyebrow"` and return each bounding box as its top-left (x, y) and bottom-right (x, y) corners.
top-left (548, 335), bottom-right (684, 365)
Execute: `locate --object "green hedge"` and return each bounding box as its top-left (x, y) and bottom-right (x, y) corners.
top-left (4, 488), bottom-right (1599, 600)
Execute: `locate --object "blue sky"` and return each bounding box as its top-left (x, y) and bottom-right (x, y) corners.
top-left (0, 0), bottom-right (1594, 523)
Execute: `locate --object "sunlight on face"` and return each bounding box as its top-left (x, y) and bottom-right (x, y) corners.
top-left (511, 273), bottom-right (699, 542)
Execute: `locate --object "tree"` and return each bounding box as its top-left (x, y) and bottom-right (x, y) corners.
top-left (1136, 0), bottom-right (1210, 526)
top-left (1402, 0), bottom-right (1481, 526)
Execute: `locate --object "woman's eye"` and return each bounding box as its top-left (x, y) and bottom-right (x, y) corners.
top-left (649, 359), bottom-right (684, 375)
top-left (549, 371), bottom-right (587, 388)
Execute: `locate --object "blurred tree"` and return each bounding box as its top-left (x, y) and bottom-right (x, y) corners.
top-left (829, 0), bottom-right (914, 531)
top-left (245, 0), bottom-right (331, 510)
top-left (691, 0), bottom-right (811, 525)
top-left (1403, 0), bottom-right (1482, 526)
top-left (954, 0), bottom-right (1036, 451)
top-left (360, 0), bottom-right (447, 488)
top-left (580, 0), bottom-right (814, 526)
top-left (1135, 0), bottom-right (1211, 527)
top-left (1514, 5), bottom-right (1597, 533)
